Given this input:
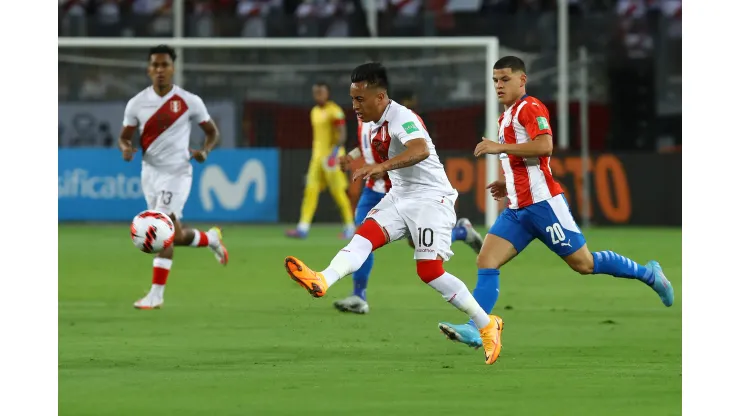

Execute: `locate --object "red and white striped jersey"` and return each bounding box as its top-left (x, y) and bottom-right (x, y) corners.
top-left (357, 116), bottom-right (391, 194)
top-left (123, 85), bottom-right (211, 172)
top-left (497, 95), bottom-right (563, 209)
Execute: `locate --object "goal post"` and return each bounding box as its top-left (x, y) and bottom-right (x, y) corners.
top-left (58, 36), bottom-right (500, 226)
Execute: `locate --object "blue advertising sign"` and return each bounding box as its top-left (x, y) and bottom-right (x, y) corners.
top-left (58, 149), bottom-right (279, 222)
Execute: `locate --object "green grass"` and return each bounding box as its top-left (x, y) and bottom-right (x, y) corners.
top-left (59, 225), bottom-right (681, 416)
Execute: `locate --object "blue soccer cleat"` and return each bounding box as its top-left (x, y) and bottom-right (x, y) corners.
top-left (285, 228), bottom-right (308, 239)
top-left (646, 260), bottom-right (674, 307)
top-left (438, 321), bottom-right (483, 349)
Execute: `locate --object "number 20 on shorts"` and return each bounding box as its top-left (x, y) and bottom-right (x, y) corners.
top-left (545, 223), bottom-right (566, 245)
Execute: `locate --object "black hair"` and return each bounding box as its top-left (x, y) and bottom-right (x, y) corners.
top-left (351, 62), bottom-right (389, 90)
top-left (493, 56), bottom-right (526, 73)
top-left (148, 44), bottom-right (177, 62)
top-left (314, 82), bottom-right (330, 93)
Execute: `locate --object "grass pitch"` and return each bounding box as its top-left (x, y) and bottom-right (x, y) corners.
top-left (59, 225), bottom-right (681, 415)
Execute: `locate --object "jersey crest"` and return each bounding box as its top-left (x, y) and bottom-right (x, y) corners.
top-left (170, 99), bottom-right (182, 113)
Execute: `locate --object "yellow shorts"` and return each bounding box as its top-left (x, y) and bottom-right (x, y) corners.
top-left (307, 158), bottom-right (348, 191)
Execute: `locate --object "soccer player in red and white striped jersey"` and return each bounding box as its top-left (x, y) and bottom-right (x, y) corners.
top-left (437, 56), bottom-right (674, 352)
top-left (118, 45), bottom-right (229, 310)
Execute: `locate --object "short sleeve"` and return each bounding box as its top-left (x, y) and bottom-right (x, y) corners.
top-left (190, 94), bottom-right (211, 125)
top-left (517, 101), bottom-right (552, 140)
top-left (332, 105), bottom-right (346, 126)
top-left (390, 110), bottom-right (425, 145)
top-left (122, 98), bottom-right (138, 127)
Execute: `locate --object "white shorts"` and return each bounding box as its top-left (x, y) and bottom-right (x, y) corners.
top-left (141, 164), bottom-right (193, 219)
top-left (366, 191), bottom-right (458, 261)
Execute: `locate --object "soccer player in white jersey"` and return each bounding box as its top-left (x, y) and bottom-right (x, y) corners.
top-left (436, 56), bottom-right (674, 352)
top-left (283, 63), bottom-right (503, 365)
top-left (332, 116), bottom-right (482, 315)
top-left (119, 45), bottom-right (229, 310)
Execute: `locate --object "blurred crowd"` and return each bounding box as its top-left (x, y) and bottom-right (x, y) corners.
top-left (59, 0), bottom-right (681, 151)
top-left (59, 0), bottom-right (681, 43)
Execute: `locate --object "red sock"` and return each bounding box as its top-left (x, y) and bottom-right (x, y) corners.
top-left (197, 231), bottom-right (209, 247)
top-left (152, 258), bottom-right (173, 285)
top-left (356, 219), bottom-right (387, 250)
top-left (190, 230), bottom-right (210, 247)
top-left (416, 259), bottom-right (445, 283)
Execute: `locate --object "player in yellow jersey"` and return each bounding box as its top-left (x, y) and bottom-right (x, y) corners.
top-left (286, 82), bottom-right (356, 239)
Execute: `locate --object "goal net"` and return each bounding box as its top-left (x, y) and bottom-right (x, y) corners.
top-left (58, 38), bottom-right (500, 225)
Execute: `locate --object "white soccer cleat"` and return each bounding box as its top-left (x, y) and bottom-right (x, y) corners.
top-left (457, 218), bottom-right (483, 253)
top-left (133, 292), bottom-right (164, 310)
top-left (208, 227), bottom-right (229, 265)
top-left (333, 295), bottom-right (370, 314)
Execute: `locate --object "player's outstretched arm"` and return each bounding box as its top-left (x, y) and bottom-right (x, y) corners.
top-left (352, 138), bottom-right (429, 181)
top-left (474, 134), bottom-right (553, 158)
top-left (382, 138), bottom-right (430, 171)
top-left (499, 134), bottom-right (553, 157)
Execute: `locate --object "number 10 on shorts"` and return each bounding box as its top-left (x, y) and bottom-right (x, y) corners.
top-left (417, 227), bottom-right (434, 247)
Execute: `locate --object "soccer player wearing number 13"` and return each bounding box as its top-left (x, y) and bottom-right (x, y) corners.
top-left (283, 62), bottom-right (503, 365)
top-left (119, 45), bottom-right (229, 310)
top-left (437, 56), bottom-right (675, 351)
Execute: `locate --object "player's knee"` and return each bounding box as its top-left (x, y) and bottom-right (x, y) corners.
top-left (356, 219), bottom-right (387, 250)
top-left (567, 252), bottom-right (594, 275)
top-left (158, 246), bottom-right (174, 259)
top-left (416, 259), bottom-right (445, 283)
top-left (304, 181), bottom-right (321, 193)
top-left (476, 253), bottom-right (502, 270)
top-left (571, 262), bottom-right (593, 275)
top-left (328, 184), bottom-right (348, 198)
top-left (168, 213), bottom-right (186, 243)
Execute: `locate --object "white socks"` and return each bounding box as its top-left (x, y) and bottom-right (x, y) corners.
top-left (150, 284), bottom-right (165, 297)
top-left (321, 235), bottom-right (373, 287)
top-left (427, 272), bottom-right (491, 329)
top-left (190, 230), bottom-right (203, 247)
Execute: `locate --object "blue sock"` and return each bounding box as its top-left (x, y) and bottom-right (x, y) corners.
top-left (451, 226), bottom-right (467, 243)
top-left (592, 251), bottom-right (654, 285)
top-left (352, 252), bottom-right (373, 300)
top-left (466, 268), bottom-right (500, 326)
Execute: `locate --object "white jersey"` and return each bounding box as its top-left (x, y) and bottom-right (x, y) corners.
top-left (367, 101), bottom-right (455, 198)
top-left (123, 85), bottom-right (211, 173)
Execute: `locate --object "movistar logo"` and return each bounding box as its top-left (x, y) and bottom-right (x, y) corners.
top-left (199, 160), bottom-right (267, 211)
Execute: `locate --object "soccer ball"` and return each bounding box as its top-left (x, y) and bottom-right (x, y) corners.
top-left (130, 210), bottom-right (175, 253)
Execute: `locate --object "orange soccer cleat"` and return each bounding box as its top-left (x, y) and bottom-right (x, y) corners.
top-left (479, 315), bottom-right (504, 365)
top-left (284, 256), bottom-right (328, 298)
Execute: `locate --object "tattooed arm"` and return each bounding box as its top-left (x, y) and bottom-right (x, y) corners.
top-left (352, 138), bottom-right (430, 182)
top-left (380, 138), bottom-right (430, 172)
